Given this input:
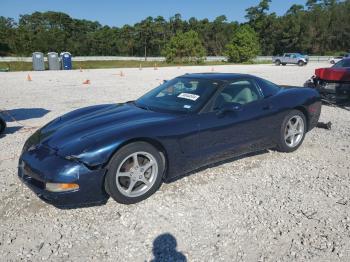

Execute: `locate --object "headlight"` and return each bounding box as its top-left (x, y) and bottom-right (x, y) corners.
top-left (46, 183), bottom-right (79, 192)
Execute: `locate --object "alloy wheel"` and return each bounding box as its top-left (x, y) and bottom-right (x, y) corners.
top-left (115, 151), bottom-right (158, 198)
top-left (284, 115), bottom-right (304, 148)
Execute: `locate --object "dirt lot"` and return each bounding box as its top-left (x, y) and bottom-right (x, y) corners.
top-left (0, 63), bottom-right (349, 261)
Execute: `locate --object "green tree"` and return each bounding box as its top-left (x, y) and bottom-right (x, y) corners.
top-left (0, 16), bottom-right (15, 55)
top-left (224, 25), bottom-right (260, 62)
top-left (163, 30), bottom-right (206, 63)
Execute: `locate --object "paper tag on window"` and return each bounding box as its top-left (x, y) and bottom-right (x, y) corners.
top-left (178, 93), bottom-right (199, 101)
top-left (184, 105), bottom-right (191, 109)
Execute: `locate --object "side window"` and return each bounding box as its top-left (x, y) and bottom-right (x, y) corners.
top-left (213, 79), bottom-right (261, 109)
top-left (258, 78), bottom-right (280, 98)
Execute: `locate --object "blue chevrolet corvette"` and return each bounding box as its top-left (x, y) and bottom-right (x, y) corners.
top-left (18, 73), bottom-right (321, 207)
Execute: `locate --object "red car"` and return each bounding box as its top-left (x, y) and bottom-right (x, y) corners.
top-left (305, 58), bottom-right (350, 103)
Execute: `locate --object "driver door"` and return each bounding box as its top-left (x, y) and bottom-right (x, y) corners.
top-left (196, 79), bottom-right (275, 165)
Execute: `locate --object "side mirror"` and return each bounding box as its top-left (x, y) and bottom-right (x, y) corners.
top-left (217, 102), bottom-right (242, 116)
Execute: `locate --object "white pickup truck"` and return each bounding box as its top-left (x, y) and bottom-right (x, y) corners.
top-left (272, 53), bottom-right (309, 66)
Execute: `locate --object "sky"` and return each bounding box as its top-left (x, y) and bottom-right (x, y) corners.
top-left (1, 0), bottom-right (307, 27)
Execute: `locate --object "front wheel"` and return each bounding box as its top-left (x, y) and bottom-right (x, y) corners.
top-left (277, 110), bottom-right (306, 153)
top-left (105, 142), bottom-right (164, 204)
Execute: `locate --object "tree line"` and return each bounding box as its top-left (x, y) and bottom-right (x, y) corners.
top-left (0, 0), bottom-right (349, 58)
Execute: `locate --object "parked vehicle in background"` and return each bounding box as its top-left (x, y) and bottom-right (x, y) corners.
top-left (0, 116), bottom-right (6, 135)
top-left (305, 58), bottom-right (350, 103)
top-left (329, 53), bottom-right (350, 64)
top-left (272, 53), bottom-right (309, 66)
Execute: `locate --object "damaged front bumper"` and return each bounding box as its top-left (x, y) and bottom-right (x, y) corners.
top-left (18, 144), bottom-right (108, 208)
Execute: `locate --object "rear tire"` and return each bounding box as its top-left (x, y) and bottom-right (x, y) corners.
top-left (275, 60), bottom-right (281, 66)
top-left (277, 110), bottom-right (306, 153)
top-left (298, 60), bottom-right (305, 66)
top-left (105, 142), bottom-right (164, 204)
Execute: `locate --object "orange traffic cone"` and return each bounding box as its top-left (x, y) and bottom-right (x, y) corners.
top-left (139, 64), bottom-right (142, 70)
top-left (79, 67), bottom-right (83, 72)
top-left (27, 74), bottom-right (32, 81)
top-left (83, 79), bottom-right (90, 84)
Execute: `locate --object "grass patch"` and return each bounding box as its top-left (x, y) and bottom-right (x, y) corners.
top-left (0, 59), bottom-right (270, 72)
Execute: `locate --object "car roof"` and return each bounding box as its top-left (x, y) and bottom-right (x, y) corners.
top-left (179, 73), bottom-right (256, 82)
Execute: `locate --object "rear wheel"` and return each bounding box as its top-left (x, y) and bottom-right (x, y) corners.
top-left (298, 60), bottom-right (305, 66)
top-left (277, 110), bottom-right (306, 153)
top-left (275, 60), bottom-right (281, 66)
top-left (105, 142), bottom-right (164, 204)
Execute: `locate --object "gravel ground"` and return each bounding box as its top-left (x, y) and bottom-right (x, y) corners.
top-left (0, 63), bottom-right (349, 261)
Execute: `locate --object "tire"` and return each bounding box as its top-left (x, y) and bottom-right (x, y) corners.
top-left (275, 60), bottom-right (281, 66)
top-left (282, 63), bottom-right (287, 66)
top-left (0, 118), bottom-right (6, 135)
top-left (298, 60), bottom-right (305, 66)
top-left (105, 142), bottom-right (164, 204)
top-left (277, 110), bottom-right (306, 153)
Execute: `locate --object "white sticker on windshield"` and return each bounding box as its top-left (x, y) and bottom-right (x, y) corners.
top-left (178, 93), bottom-right (200, 101)
top-left (184, 105), bottom-right (191, 109)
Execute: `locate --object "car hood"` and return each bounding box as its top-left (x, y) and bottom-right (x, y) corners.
top-left (26, 103), bottom-right (177, 159)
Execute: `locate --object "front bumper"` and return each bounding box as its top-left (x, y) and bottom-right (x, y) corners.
top-left (18, 145), bottom-right (108, 208)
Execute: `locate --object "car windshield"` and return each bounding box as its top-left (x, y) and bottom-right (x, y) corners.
top-left (135, 77), bottom-right (221, 113)
top-left (333, 59), bottom-right (350, 68)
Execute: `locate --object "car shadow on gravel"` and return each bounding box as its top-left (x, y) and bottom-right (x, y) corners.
top-left (0, 108), bottom-right (50, 136)
top-left (151, 233), bottom-right (187, 262)
top-left (166, 149), bottom-right (269, 184)
top-left (0, 126), bottom-right (23, 137)
top-left (0, 108), bottom-right (50, 122)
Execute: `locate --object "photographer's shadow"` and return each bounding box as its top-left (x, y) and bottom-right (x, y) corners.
top-left (151, 233), bottom-right (186, 262)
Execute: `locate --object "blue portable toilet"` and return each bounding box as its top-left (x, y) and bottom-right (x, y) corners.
top-left (60, 52), bottom-right (72, 70)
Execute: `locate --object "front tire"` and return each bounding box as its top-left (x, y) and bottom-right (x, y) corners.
top-left (277, 110), bottom-right (306, 153)
top-left (105, 142), bottom-right (164, 204)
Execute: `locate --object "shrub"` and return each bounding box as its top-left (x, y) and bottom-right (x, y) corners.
top-left (163, 31), bottom-right (206, 63)
top-left (225, 25), bottom-right (260, 63)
